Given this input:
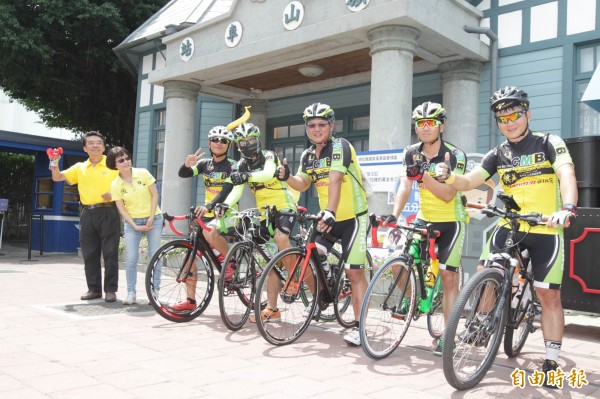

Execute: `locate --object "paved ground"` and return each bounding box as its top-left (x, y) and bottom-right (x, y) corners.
top-left (1, 241), bottom-right (599, 398)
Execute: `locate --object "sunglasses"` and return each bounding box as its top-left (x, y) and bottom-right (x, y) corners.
top-left (210, 137), bottom-right (230, 144)
top-left (415, 119), bottom-right (442, 129)
top-left (237, 137), bottom-right (258, 147)
top-left (116, 156), bottom-right (131, 164)
top-left (496, 111), bottom-right (525, 124)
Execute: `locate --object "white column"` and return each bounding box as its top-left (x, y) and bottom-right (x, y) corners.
top-left (161, 81), bottom-right (201, 216)
top-left (367, 25), bottom-right (419, 216)
top-left (439, 60), bottom-right (483, 154)
top-left (368, 25), bottom-right (420, 151)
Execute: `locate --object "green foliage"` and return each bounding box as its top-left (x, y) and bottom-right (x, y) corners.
top-left (0, 0), bottom-right (167, 147)
top-left (0, 152), bottom-right (34, 208)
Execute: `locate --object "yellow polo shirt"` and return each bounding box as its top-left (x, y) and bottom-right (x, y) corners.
top-left (62, 156), bottom-right (118, 205)
top-left (111, 168), bottom-right (161, 218)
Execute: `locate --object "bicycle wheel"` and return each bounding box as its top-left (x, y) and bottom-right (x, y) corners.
top-left (218, 241), bottom-right (257, 331)
top-left (442, 268), bottom-right (507, 390)
top-left (504, 279), bottom-right (535, 357)
top-left (427, 275), bottom-right (445, 339)
top-left (359, 256), bottom-right (416, 360)
top-left (334, 250), bottom-right (375, 329)
top-left (145, 240), bottom-right (215, 323)
top-left (255, 247), bottom-right (319, 346)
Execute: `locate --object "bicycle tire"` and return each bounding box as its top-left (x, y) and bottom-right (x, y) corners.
top-left (359, 256), bottom-right (416, 360)
top-left (427, 275), bottom-right (445, 339)
top-left (442, 268), bottom-right (507, 390)
top-left (503, 279), bottom-right (535, 357)
top-left (334, 250), bottom-right (375, 328)
top-left (255, 247), bottom-right (319, 346)
top-left (145, 240), bottom-right (215, 323)
top-left (218, 241), bottom-right (256, 331)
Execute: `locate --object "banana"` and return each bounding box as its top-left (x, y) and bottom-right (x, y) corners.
top-left (226, 106), bottom-right (251, 131)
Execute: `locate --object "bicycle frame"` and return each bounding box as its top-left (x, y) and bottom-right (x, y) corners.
top-left (163, 210), bottom-right (223, 277)
top-left (382, 219), bottom-right (441, 314)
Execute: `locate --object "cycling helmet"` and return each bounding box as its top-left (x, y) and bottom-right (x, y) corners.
top-left (207, 126), bottom-right (233, 142)
top-left (412, 102), bottom-right (446, 123)
top-left (303, 102), bottom-right (335, 122)
top-left (233, 123), bottom-right (261, 159)
top-left (490, 86), bottom-right (529, 112)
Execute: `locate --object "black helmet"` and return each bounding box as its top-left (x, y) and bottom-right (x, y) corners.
top-left (490, 86), bottom-right (529, 112)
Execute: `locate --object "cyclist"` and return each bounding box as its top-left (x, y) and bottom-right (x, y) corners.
top-left (215, 122), bottom-right (298, 323)
top-left (173, 126), bottom-right (237, 311)
top-left (384, 101), bottom-right (467, 356)
top-left (436, 86), bottom-right (578, 388)
top-left (277, 102), bottom-right (369, 346)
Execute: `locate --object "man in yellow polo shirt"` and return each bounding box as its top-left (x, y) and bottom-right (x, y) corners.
top-left (50, 131), bottom-right (120, 302)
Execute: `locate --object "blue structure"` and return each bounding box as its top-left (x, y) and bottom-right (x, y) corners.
top-left (0, 131), bottom-right (86, 253)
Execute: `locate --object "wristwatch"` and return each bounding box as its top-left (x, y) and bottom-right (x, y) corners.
top-left (562, 203), bottom-right (577, 214)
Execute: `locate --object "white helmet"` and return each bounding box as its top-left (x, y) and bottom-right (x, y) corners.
top-left (207, 126), bottom-right (234, 142)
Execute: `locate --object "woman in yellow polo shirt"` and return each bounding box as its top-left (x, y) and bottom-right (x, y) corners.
top-left (107, 147), bottom-right (163, 305)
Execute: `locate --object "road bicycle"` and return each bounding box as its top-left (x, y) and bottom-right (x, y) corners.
top-left (442, 193), bottom-right (545, 390)
top-left (254, 212), bottom-right (373, 346)
top-left (218, 206), bottom-right (306, 331)
top-left (359, 216), bottom-right (444, 359)
top-left (145, 208), bottom-right (228, 323)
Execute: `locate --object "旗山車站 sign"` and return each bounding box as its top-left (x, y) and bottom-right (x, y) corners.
top-left (357, 149), bottom-right (420, 222)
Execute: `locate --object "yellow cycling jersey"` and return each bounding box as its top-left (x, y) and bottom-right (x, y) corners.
top-left (297, 138), bottom-right (368, 221)
top-left (403, 140), bottom-right (468, 223)
top-left (479, 132), bottom-right (573, 234)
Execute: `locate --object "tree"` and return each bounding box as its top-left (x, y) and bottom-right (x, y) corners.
top-left (0, 1), bottom-right (167, 147)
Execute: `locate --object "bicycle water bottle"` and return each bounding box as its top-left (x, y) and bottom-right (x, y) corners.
top-left (425, 258), bottom-right (440, 288)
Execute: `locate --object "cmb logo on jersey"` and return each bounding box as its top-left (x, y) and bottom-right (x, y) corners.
top-left (511, 151), bottom-right (546, 167)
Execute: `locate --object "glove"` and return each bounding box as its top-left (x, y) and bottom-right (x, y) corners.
top-left (230, 171), bottom-right (249, 185)
top-left (384, 214), bottom-right (397, 226)
top-left (275, 163), bottom-right (290, 181)
top-left (549, 209), bottom-right (576, 227)
top-left (317, 209), bottom-right (336, 232)
top-left (406, 155), bottom-right (427, 181)
top-left (205, 203), bottom-right (215, 212)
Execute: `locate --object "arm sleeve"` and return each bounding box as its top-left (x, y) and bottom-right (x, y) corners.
top-left (223, 183), bottom-right (244, 207)
top-left (248, 152), bottom-right (277, 182)
top-left (178, 163), bottom-right (199, 178)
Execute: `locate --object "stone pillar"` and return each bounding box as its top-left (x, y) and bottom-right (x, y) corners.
top-left (439, 60), bottom-right (483, 154)
top-left (162, 81), bottom-right (201, 216)
top-left (367, 25), bottom-right (420, 215)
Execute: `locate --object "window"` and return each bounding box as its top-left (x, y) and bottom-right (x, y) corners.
top-left (62, 185), bottom-right (80, 214)
top-left (35, 178), bottom-right (53, 210)
top-left (153, 109), bottom-right (166, 186)
top-left (575, 43), bottom-right (600, 136)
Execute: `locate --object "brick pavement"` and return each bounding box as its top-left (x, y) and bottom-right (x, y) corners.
top-left (0, 243), bottom-right (599, 398)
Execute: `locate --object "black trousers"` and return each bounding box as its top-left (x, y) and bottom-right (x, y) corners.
top-left (79, 206), bottom-right (121, 293)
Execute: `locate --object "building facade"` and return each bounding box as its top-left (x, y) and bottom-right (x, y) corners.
top-left (114, 0), bottom-right (600, 218)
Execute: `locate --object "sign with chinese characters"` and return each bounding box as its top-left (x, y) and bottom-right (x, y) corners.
top-left (357, 149), bottom-right (418, 221)
top-left (179, 37), bottom-right (194, 62)
top-left (225, 21), bottom-right (243, 48)
top-left (346, 0), bottom-right (370, 12)
top-left (283, 2), bottom-right (304, 31)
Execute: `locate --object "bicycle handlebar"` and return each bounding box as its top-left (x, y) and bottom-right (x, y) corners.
top-left (162, 212), bottom-right (212, 236)
top-left (464, 201), bottom-right (548, 226)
